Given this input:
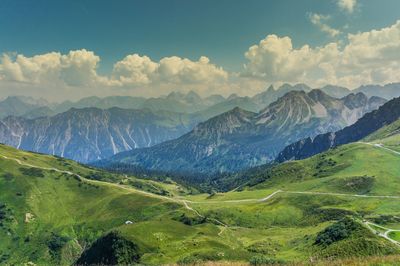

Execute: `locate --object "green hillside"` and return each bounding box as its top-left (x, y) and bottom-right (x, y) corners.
top-left (364, 118), bottom-right (400, 152)
top-left (1, 118), bottom-right (400, 265)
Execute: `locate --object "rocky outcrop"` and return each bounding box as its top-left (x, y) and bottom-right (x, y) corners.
top-left (276, 96), bottom-right (400, 162)
top-left (99, 90), bottom-right (386, 175)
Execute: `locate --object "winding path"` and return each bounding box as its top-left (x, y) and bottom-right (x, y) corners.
top-left (358, 142), bottom-right (400, 155)
top-left (364, 221), bottom-right (400, 245)
top-left (2, 144), bottom-right (400, 240)
top-left (0, 152), bottom-right (230, 236)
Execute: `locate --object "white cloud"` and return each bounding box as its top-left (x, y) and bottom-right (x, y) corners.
top-left (0, 49), bottom-right (102, 86)
top-left (243, 20), bottom-right (400, 89)
top-left (111, 54), bottom-right (158, 85)
top-left (111, 54), bottom-right (228, 86)
top-left (2, 18), bottom-right (400, 100)
top-left (0, 50), bottom-right (228, 98)
top-left (337, 0), bottom-right (357, 13)
top-left (309, 13), bottom-right (341, 37)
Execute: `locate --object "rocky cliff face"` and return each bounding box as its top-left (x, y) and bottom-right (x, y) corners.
top-left (0, 107), bottom-right (198, 163)
top-left (99, 90), bottom-right (386, 175)
top-left (276, 96), bottom-right (400, 162)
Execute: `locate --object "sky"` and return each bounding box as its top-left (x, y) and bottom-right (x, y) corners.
top-left (0, 0), bottom-right (400, 101)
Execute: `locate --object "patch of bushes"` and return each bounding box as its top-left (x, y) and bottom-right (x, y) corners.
top-left (315, 217), bottom-right (360, 246)
top-left (0, 203), bottom-right (7, 221)
top-left (173, 213), bottom-right (206, 226)
top-left (75, 231), bottom-right (141, 265)
top-left (177, 252), bottom-right (221, 264)
top-left (371, 215), bottom-right (400, 225)
top-left (308, 207), bottom-right (356, 223)
top-left (2, 173), bottom-right (14, 181)
top-left (0, 203), bottom-right (13, 227)
top-left (0, 254), bottom-right (10, 264)
top-left (19, 167), bottom-right (44, 178)
top-left (48, 232), bottom-right (70, 255)
top-left (249, 255), bottom-right (285, 265)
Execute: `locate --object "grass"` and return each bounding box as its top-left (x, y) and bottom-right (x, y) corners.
top-left (0, 124), bottom-right (400, 265)
top-left (0, 144), bottom-right (185, 265)
top-left (388, 231), bottom-right (400, 242)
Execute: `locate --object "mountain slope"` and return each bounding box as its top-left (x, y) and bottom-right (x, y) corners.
top-left (218, 117), bottom-right (400, 191)
top-left (276, 96), bottom-right (400, 162)
top-left (2, 141), bottom-right (400, 265)
top-left (251, 83), bottom-right (313, 107)
top-left (0, 144), bottom-right (186, 265)
top-left (0, 107), bottom-right (200, 163)
top-left (319, 85), bottom-right (351, 98)
top-left (99, 90), bottom-right (385, 175)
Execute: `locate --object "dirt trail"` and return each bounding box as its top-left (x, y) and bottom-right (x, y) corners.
top-left (359, 142), bottom-right (400, 155)
top-left (364, 221), bottom-right (400, 245)
top-left (3, 151), bottom-right (400, 240)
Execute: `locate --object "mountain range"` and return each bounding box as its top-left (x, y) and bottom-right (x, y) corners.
top-left (0, 82), bottom-right (397, 169)
top-left (0, 108), bottom-right (199, 163)
top-left (1, 110), bottom-right (400, 265)
top-left (276, 96), bottom-right (400, 162)
top-left (3, 82), bottom-right (399, 120)
top-left (98, 89), bottom-right (386, 175)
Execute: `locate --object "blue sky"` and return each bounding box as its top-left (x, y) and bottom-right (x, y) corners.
top-left (1, 0), bottom-right (399, 72)
top-left (0, 0), bottom-right (400, 100)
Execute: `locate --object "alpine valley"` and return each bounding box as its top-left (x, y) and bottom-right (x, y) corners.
top-left (0, 84), bottom-right (390, 164)
top-left (4, 2), bottom-right (400, 265)
top-left (1, 92), bottom-right (400, 265)
top-left (97, 89), bottom-right (386, 175)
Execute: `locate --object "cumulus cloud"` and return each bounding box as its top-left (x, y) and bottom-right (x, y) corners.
top-left (337, 0), bottom-right (357, 13)
top-left (2, 18), bottom-right (400, 100)
top-left (309, 13), bottom-right (341, 37)
top-left (0, 49), bottom-right (103, 87)
top-left (243, 20), bottom-right (400, 88)
top-left (0, 50), bottom-right (227, 89)
top-left (111, 54), bottom-right (227, 86)
top-left (111, 54), bottom-right (158, 85)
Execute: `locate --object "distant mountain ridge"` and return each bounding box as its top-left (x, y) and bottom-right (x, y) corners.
top-left (276, 96), bottom-right (400, 162)
top-left (97, 90), bottom-right (386, 175)
top-left (2, 82), bottom-right (399, 120)
top-left (0, 96), bottom-right (50, 119)
top-left (0, 107), bottom-right (200, 163)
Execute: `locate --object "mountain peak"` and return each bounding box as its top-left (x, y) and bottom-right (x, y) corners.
top-left (184, 90), bottom-right (202, 102)
top-left (166, 91), bottom-right (185, 100)
top-left (341, 92), bottom-right (368, 109)
top-left (227, 93), bottom-right (239, 100)
top-left (307, 89), bottom-right (333, 101)
top-left (276, 96), bottom-right (400, 162)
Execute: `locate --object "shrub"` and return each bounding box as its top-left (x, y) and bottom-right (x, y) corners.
top-left (2, 173), bottom-right (14, 181)
top-left (19, 167), bottom-right (44, 178)
top-left (76, 231), bottom-right (141, 265)
top-left (48, 232), bottom-right (70, 254)
top-left (177, 252), bottom-right (220, 265)
top-left (249, 255), bottom-right (285, 265)
top-left (315, 217), bottom-right (360, 246)
top-left (174, 213), bottom-right (206, 226)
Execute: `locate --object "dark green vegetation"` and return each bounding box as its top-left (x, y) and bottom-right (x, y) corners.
top-left (313, 218), bottom-right (398, 259)
top-left (76, 231), bottom-right (141, 265)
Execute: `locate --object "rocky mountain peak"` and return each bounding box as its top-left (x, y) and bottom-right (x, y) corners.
top-left (342, 92), bottom-right (368, 109)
